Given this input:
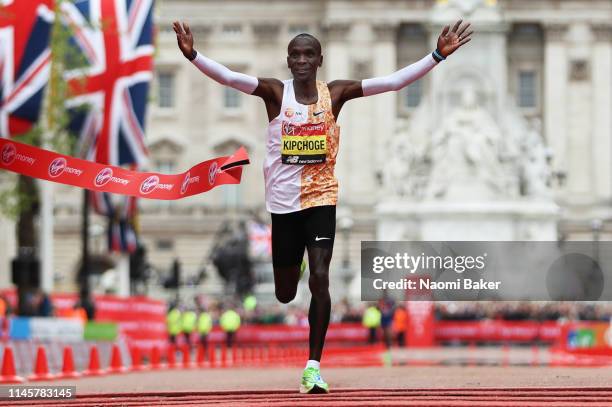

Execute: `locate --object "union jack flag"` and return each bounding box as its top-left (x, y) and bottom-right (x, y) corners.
top-left (62, 0), bottom-right (154, 253)
top-left (94, 191), bottom-right (138, 253)
top-left (62, 0), bottom-right (153, 166)
top-left (0, 0), bottom-right (54, 138)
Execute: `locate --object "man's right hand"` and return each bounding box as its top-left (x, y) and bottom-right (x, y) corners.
top-left (173, 21), bottom-right (194, 59)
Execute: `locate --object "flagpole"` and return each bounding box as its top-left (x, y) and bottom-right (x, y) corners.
top-left (38, 171), bottom-right (54, 293)
top-left (80, 188), bottom-right (90, 303)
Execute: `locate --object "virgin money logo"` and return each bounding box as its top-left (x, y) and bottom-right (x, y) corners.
top-left (208, 162), bottom-right (219, 186)
top-left (180, 172), bottom-right (200, 195)
top-left (95, 168), bottom-right (113, 187)
top-left (48, 158), bottom-right (67, 178)
top-left (1, 143), bottom-right (16, 165)
top-left (140, 175), bottom-right (159, 195)
top-left (181, 172), bottom-right (191, 195)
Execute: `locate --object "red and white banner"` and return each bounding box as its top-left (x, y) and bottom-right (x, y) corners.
top-left (0, 138), bottom-right (249, 199)
top-left (435, 320), bottom-right (562, 343)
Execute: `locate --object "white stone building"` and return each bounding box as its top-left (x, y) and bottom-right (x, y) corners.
top-left (0, 0), bottom-right (610, 300)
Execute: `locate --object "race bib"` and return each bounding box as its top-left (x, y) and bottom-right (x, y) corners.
top-left (281, 121), bottom-right (327, 165)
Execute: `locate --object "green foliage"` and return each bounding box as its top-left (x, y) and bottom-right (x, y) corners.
top-left (0, 0), bottom-right (88, 218)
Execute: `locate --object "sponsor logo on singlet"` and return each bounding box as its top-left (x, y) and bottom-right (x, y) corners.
top-left (284, 108), bottom-right (294, 118)
top-left (281, 121), bottom-right (327, 165)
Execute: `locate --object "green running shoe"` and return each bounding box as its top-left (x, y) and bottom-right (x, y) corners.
top-left (300, 367), bottom-right (329, 394)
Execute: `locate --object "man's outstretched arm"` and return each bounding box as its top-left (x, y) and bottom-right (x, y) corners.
top-left (173, 21), bottom-right (283, 120)
top-left (330, 20), bottom-right (473, 115)
top-left (173, 21), bottom-right (258, 94)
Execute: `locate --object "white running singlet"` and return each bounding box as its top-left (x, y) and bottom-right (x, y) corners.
top-left (264, 80), bottom-right (340, 214)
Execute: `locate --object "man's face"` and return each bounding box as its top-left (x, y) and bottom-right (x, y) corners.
top-left (287, 38), bottom-right (322, 81)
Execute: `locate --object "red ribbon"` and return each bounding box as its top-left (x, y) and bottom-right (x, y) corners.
top-left (0, 138), bottom-right (249, 200)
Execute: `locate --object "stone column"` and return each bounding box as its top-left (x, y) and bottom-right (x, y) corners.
top-left (543, 24), bottom-right (569, 182)
top-left (371, 23), bottom-right (398, 184)
top-left (0, 215), bottom-right (15, 288)
top-left (591, 24), bottom-right (612, 201)
top-left (322, 23), bottom-right (351, 81)
top-left (322, 22), bottom-right (351, 200)
top-left (248, 23), bottom-right (281, 205)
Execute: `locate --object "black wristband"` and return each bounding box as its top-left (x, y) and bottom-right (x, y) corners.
top-left (187, 49), bottom-right (197, 61)
top-left (432, 48), bottom-right (446, 63)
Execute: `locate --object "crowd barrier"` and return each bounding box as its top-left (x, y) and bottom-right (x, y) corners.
top-left (0, 341), bottom-right (386, 382)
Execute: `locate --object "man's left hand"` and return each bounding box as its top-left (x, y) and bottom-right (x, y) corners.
top-left (437, 20), bottom-right (473, 57)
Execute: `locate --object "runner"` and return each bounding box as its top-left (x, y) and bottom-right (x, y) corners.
top-left (173, 19), bottom-right (472, 394)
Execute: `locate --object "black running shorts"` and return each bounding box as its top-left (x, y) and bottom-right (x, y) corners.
top-left (271, 205), bottom-right (336, 268)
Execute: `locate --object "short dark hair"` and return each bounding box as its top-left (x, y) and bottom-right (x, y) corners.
top-left (288, 33), bottom-right (321, 55)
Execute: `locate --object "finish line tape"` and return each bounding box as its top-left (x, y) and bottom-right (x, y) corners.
top-left (0, 138), bottom-right (249, 200)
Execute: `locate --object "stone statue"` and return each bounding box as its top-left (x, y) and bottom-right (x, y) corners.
top-left (425, 85), bottom-right (510, 200)
top-left (519, 119), bottom-right (553, 198)
top-left (384, 113), bottom-right (431, 199)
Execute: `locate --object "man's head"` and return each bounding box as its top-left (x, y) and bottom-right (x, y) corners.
top-left (287, 33), bottom-right (322, 82)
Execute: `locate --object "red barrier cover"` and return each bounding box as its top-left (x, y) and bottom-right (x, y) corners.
top-left (435, 321), bottom-right (561, 343)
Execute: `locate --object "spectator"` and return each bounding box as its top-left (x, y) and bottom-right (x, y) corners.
top-left (167, 304), bottom-right (182, 344)
top-left (37, 291), bottom-right (53, 317)
top-left (392, 306), bottom-right (408, 347)
top-left (362, 305), bottom-right (381, 345)
top-left (220, 307), bottom-right (241, 347)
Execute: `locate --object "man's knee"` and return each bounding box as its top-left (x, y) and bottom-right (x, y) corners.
top-left (275, 288), bottom-right (296, 304)
top-left (308, 267), bottom-right (329, 294)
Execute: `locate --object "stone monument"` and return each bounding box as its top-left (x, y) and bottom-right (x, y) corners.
top-left (376, 0), bottom-right (559, 241)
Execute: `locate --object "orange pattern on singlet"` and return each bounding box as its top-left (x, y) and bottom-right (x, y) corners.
top-left (300, 81), bottom-right (340, 209)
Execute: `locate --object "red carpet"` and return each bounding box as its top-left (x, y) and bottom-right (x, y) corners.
top-left (7, 388), bottom-right (612, 406)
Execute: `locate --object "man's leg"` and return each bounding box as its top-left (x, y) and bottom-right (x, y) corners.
top-left (272, 265), bottom-right (301, 303)
top-left (306, 246), bottom-right (332, 361)
top-left (271, 212), bottom-right (305, 304)
top-left (304, 205), bottom-right (336, 361)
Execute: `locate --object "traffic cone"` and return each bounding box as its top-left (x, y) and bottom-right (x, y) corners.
top-left (150, 346), bottom-right (165, 370)
top-left (233, 345), bottom-right (240, 366)
top-left (196, 345), bottom-right (206, 368)
top-left (266, 344), bottom-right (273, 364)
top-left (208, 344), bottom-right (216, 368)
top-left (83, 345), bottom-right (105, 376)
top-left (502, 344), bottom-right (510, 367)
top-left (468, 341), bottom-right (477, 367)
top-left (129, 346), bottom-right (147, 372)
top-left (108, 344), bottom-right (126, 374)
top-left (220, 344), bottom-right (227, 368)
top-left (167, 345), bottom-right (178, 368)
top-left (531, 345), bottom-right (540, 367)
top-left (29, 346), bottom-right (56, 381)
top-left (57, 346), bottom-right (80, 379)
top-left (181, 344), bottom-right (194, 368)
top-left (0, 346), bottom-right (25, 383)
